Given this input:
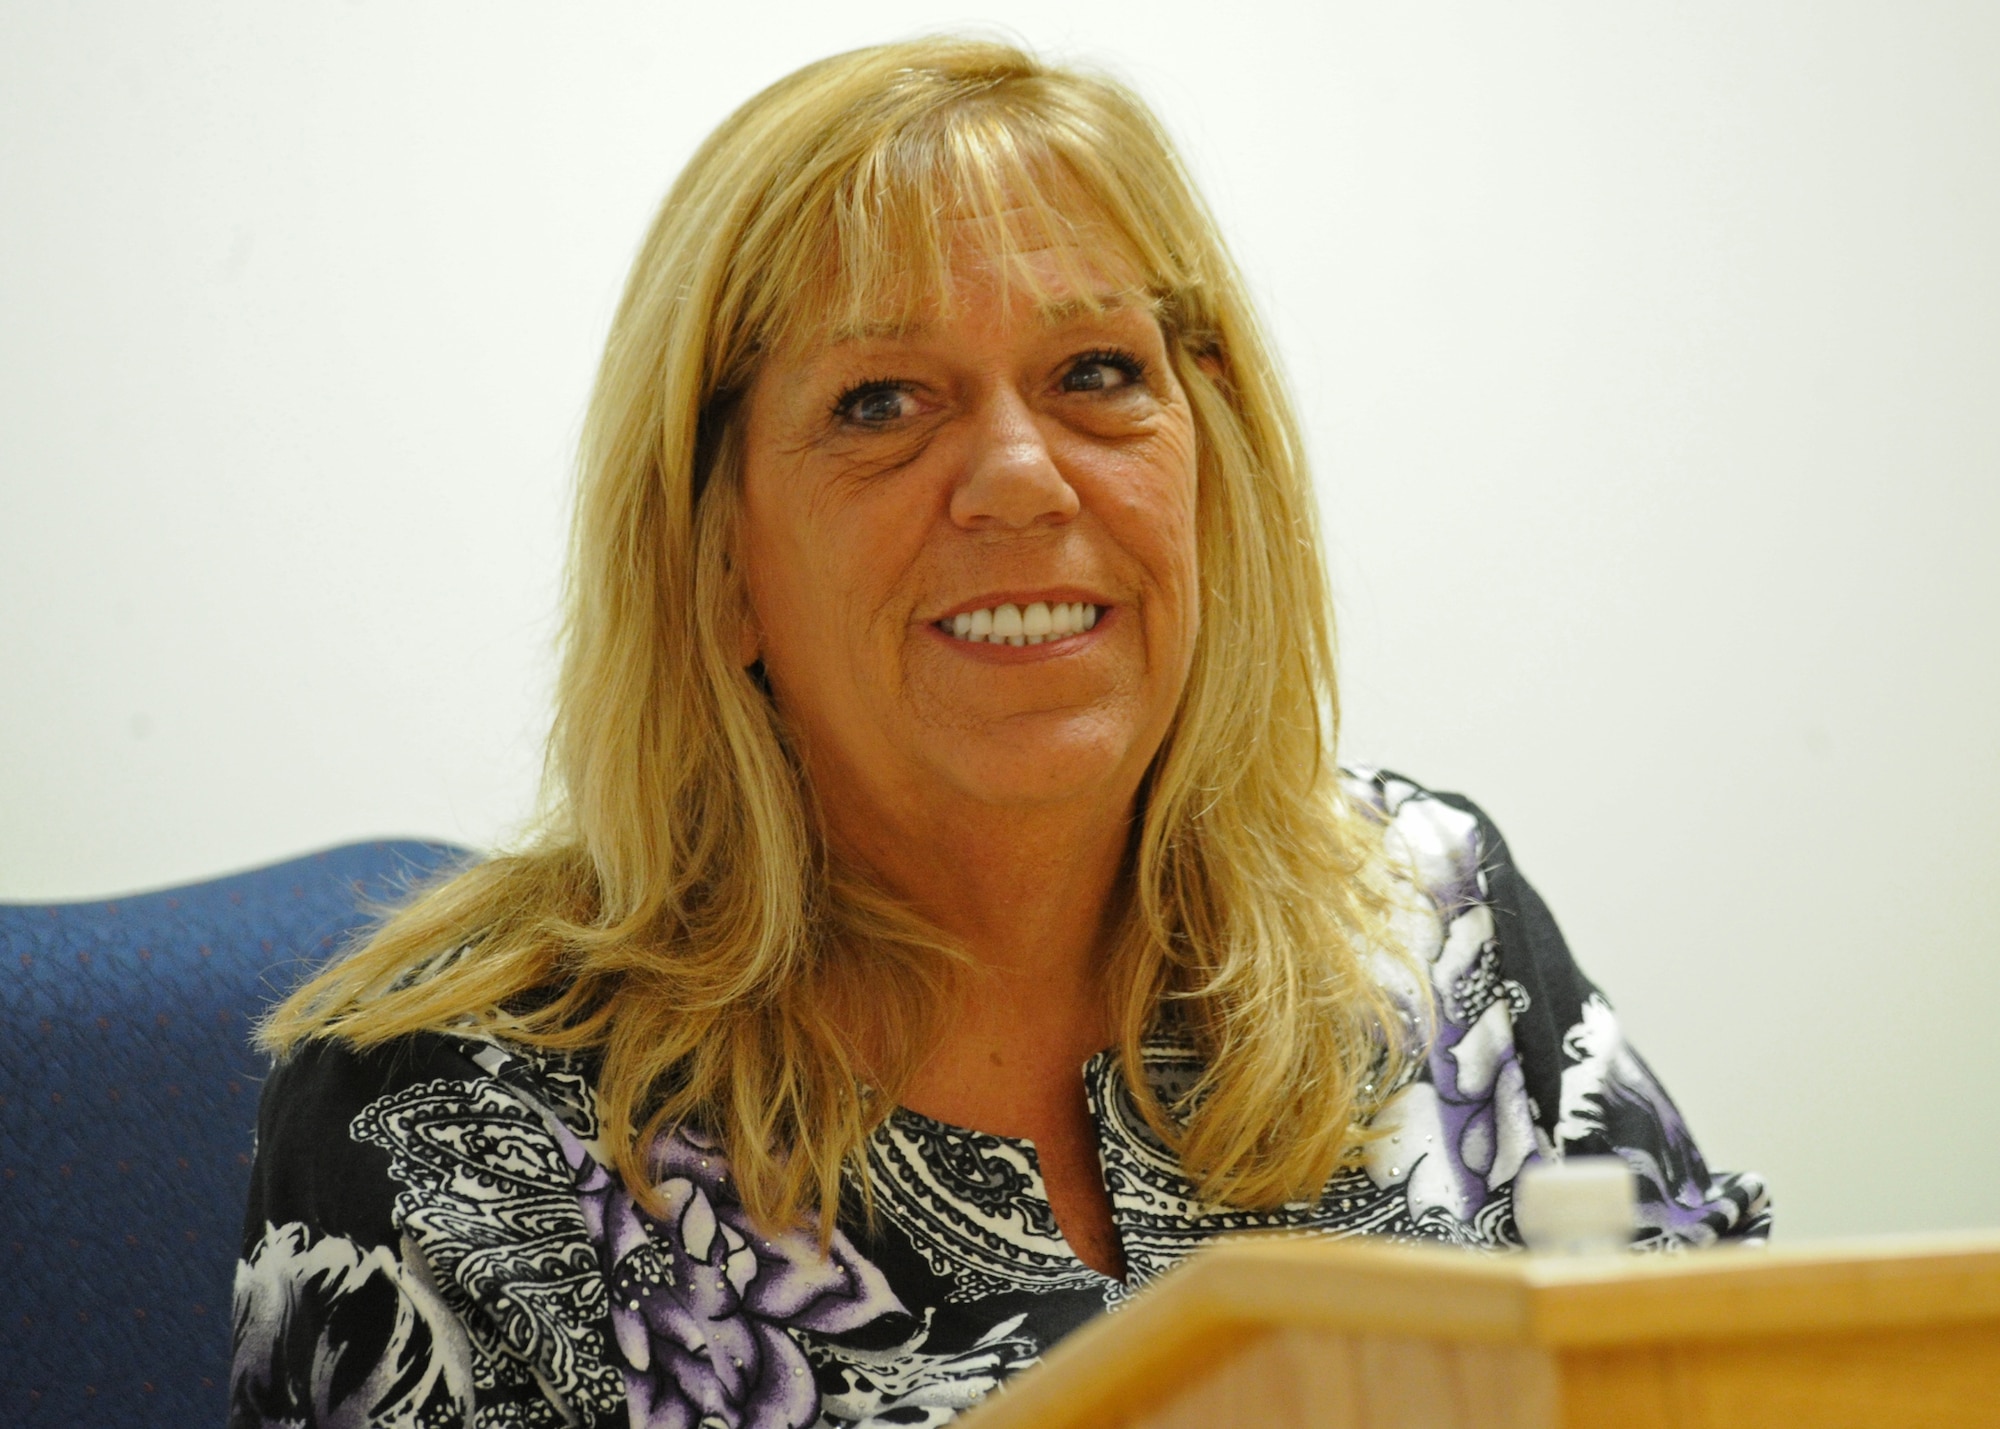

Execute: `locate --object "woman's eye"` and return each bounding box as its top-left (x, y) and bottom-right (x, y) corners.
top-left (839, 384), bottom-right (915, 425)
top-left (1062, 352), bottom-right (1144, 394)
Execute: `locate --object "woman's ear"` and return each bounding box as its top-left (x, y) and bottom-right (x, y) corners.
top-left (715, 496), bottom-right (763, 669)
top-left (736, 600), bottom-right (762, 668)
top-left (725, 550), bottom-right (763, 667)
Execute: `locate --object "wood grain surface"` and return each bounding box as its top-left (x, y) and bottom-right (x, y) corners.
top-left (954, 1232), bottom-right (2000, 1429)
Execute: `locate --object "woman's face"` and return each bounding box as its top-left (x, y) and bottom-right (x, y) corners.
top-left (736, 242), bottom-right (1201, 833)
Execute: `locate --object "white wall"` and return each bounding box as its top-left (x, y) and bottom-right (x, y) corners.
top-left (4, 3), bottom-right (1995, 1241)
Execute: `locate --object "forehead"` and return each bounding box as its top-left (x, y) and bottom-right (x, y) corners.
top-left (756, 130), bottom-right (1160, 342)
top-left (795, 218), bottom-right (1160, 357)
top-left (826, 286), bottom-right (1159, 350)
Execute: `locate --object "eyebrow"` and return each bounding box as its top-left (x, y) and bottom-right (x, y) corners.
top-left (825, 290), bottom-right (1153, 344)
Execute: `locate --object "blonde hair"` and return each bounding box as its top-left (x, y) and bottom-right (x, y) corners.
top-left (263, 35), bottom-right (1418, 1236)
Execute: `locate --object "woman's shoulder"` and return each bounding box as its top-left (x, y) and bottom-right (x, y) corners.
top-left (250, 1029), bottom-right (602, 1225)
top-left (237, 1029), bottom-right (626, 1428)
top-left (1339, 763), bottom-right (1773, 1248)
top-left (1340, 763), bottom-right (1504, 882)
top-left (247, 1032), bottom-right (486, 1240)
top-left (1338, 762), bottom-right (1591, 1004)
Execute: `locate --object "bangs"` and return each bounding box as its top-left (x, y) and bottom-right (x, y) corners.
top-left (731, 83), bottom-right (1206, 374)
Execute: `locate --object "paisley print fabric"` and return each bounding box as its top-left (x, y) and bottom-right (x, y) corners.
top-left (231, 773), bottom-right (1770, 1427)
top-left (865, 1110), bottom-right (1105, 1302)
top-left (351, 1075), bottom-right (625, 1421)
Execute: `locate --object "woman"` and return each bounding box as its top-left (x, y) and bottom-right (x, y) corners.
top-left (230, 37), bottom-right (1767, 1429)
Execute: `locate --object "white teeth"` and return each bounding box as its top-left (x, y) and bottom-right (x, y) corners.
top-left (936, 601), bottom-right (1103, 645)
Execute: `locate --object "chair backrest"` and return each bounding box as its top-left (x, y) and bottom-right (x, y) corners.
top-left (1, 840), bottom-right (470, 1428)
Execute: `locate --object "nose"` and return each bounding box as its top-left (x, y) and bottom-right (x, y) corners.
top-left (949, 389), bottom-right (1080, 530)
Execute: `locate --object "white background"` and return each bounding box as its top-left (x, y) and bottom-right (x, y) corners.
top-left (4, 2), bottom-right (1995, 1240)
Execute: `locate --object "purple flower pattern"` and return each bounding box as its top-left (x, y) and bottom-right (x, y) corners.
top-left (542, 1113), bottom-right (905, 1429)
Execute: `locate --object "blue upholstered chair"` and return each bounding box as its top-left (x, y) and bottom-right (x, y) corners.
top-left (0, 840), bottom-right (470, 1427)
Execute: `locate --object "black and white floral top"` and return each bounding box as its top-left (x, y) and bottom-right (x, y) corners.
top-left (229, 773), bottom-right (1770, 1429)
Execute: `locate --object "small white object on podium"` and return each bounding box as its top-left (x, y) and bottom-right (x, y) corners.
top-left (1512, 1157), bottom-right (1639, 1257)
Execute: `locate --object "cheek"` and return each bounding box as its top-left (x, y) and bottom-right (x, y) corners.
top-left (738, 483), bottom-right (808, 650)
top-left (740, 465), bottom-right (926, 680)
top-left (1093, 437), bottom-right (1202, 621)
top-left (740, 468), bottom-right (846, 694)
top-left (1149, 494), bottom-right (1202, 653)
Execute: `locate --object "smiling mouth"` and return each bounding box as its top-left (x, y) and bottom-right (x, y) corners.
top-left (935, 600), bottom-right (1102, 647)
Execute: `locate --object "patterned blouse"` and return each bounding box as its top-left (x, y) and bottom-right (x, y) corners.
top-left (229, 772), bottom-right (1770, 1428)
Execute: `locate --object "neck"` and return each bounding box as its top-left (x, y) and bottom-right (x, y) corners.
top-left (832, 787), bottom-right (1131, 1135)
top-left (800, 745), bottom-right (1145, 1280)
top-left (801, 736), bottom-right (1147, 1122)
top-left (827, 781), bottom-right (1133, 990)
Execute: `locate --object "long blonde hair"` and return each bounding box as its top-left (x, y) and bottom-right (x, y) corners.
top-left (263, 36), bottom-right (1418, 1237)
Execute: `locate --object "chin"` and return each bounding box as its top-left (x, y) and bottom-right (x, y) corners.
top-left (932, 716), bottom-right (1144, 808)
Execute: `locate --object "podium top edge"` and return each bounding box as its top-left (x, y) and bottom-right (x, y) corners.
top-left (1207, 1226), bottom-right (2000, 1281)
top-left (952, 1231), bottom-right (2000, 1429)
top-left (1183, 1229), bottom-right (2000, 1345)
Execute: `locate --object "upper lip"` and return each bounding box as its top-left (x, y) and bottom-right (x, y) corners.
top-left (927, 588), bottom-right (1115, 623)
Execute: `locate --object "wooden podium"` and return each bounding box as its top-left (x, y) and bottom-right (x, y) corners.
top-left (957, 1233), bottom-right (2000, 1429)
